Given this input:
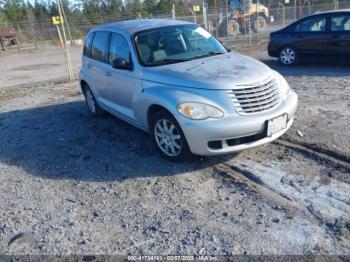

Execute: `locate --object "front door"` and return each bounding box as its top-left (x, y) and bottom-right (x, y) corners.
top-left (100, 32), bottom-right (141, 122)
top-left (292, 15), bottom-right (330, 56)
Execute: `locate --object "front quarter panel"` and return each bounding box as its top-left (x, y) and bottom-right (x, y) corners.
top-left (133, 81), bottom-right (235, 132)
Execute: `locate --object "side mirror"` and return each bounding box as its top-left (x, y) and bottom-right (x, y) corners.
top-left (112, 58), bottom-right (133, 71)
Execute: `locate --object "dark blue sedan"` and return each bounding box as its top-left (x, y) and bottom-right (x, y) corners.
top-left (268, 9), bottom-right (350, 65)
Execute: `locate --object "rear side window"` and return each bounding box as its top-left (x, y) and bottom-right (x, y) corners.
top-left (331, 14), bottom-right (350, 31)
top-left (90, 31), bottom-right (110, 62)
top-left (109, 33), bottom-right (131, 64)
top-left (295, 16), bottom-right (326, 32)
top-left (83, 32), bottom-right (94, 57)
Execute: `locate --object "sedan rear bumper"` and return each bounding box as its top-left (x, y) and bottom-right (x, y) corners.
top-left (179, 90), bottom-right (298, 156)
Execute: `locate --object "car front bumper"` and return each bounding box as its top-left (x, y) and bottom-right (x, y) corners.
top-left (179, 90), bottom-right (298, 156)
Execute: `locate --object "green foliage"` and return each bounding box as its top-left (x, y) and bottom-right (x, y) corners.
top-left (0, 10), bottom-right (9, 26)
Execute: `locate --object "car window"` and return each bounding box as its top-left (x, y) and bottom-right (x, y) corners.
top-left (183, 27), bottom-right (214, 51)
top-left (109, 33), bottom-right (130, 64)
top-left (83, 32), bottom-right (94, 57)
top-left (90, 31), bottom-right (110, 62)
top-left (134, 25), bottom-right (227, 66)
top-left (295, 16), bottom-right (326, 32)
top-left (331, 14), bottom-right (350, 31)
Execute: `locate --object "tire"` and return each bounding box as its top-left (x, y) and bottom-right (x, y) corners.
top-left (150, 110), bottom-right (192, 162)
top-left (218, 19), bottom-right (240, 37)
top-left (82, 84), bottom-right (105, 116)
top-left (227, 20), bottom-right (240, 37)
top-left (251, 15), bottom-right (267, 33)
top-left (279, 46), bottom-right (299, 66)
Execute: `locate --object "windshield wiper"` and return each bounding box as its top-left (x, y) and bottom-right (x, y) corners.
top-left (151, 58), bottom-right (190, 65)
top-left (192, 51), bottom-right (226, 60)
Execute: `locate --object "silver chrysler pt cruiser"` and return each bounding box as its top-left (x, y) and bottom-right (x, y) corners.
top-left (80, 19), bottom-right (298, 161)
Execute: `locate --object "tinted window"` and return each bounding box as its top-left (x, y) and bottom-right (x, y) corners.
top-left (91, 31), bottom-right (110, 62)
top-left (109, 33), bottom-right (131, 64)
top-left (331, 14), bottom-right (350, 31)
top-left (295, 16), bottom-right (326, 32)
top-left (83, 32), bottom-right (94, 57)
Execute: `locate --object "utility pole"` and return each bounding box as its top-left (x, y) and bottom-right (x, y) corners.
top-left (59, 0), bottom-right (73, 45)
top-left (214, 0), bottom-right (218, 37)
top-left (296, 0), bottom-right (302, 19)
top-left (56, 0), bottom-right (74, 81)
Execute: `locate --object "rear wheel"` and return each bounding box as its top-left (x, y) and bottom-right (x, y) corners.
top-left (150, 110), bottom-right (192, 162)
top-left (279, 46), bottom-right (299, 66)
top-left (82, 84), bottom-right (105, 116)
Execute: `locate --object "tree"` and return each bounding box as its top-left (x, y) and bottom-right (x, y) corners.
top-left (2, 0), bottom-right (27, 25)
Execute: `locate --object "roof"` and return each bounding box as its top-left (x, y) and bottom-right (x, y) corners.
top-left (93, 19), bottom-right (194, 35)
top-left (314, 8), bottom-right (350, 15)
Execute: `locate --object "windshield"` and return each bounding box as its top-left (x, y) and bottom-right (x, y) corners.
top-left (134, 24), bottom-right (228, 66)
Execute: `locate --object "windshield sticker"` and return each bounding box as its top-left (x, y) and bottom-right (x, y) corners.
top-left (194, 27), bottom-right (211, 39)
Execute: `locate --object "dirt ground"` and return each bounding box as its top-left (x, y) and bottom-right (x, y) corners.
top-left (0, 48), bottom-right (349, 255)
top-left (0, 46), bottom-right (82, 89)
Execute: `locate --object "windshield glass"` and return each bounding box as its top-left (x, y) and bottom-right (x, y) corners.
top-left (134, 24), bottom-right (227, 66)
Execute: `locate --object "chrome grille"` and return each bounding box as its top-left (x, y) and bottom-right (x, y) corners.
top-left (227, 77), bottom-right (281, 114)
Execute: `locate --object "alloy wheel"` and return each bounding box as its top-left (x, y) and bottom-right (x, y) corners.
top-left (280, 48), bottom-right (296, 65)
top-left (154, 119), bottom-right (182, 157)
top-left (85, 88), bottom-right (96, 114)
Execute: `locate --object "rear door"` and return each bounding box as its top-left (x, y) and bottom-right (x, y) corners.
top-left (329, 12), bottom-right (350, 56)
top-left (292, 14), bottom-right (330, 56)
top-left (88, 31), bottom-right (111, 100)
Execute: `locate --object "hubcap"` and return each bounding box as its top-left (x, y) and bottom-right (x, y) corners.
top-left (85, 89), bottom-right (96, 114)
top-left (154, 119), bottom-right (182, 157)
top-left (229, 24), bottom-right (237, 32)
top-left (280, 48), bottom-right (295, 65)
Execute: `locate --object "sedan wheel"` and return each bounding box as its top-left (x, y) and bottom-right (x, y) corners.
top-left (150, 110), bottom-right (192, 162)
top-left (279, 47), bottom-right (298, 65)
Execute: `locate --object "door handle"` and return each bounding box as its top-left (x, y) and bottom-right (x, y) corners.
top-left (104, 71), bottom-right (112, 77)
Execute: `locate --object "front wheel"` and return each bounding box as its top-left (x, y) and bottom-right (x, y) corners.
top-left (279, 46), bottom-right (299, 66)
top-left (150, 110), bottom-right (192, 162)
top-left (218, 19), bottom-right (240, 37)
top-left (251, 15), bottom-right (267, 33)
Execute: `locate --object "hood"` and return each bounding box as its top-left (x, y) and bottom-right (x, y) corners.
top-left (141, 52), bottom-right (273, 90)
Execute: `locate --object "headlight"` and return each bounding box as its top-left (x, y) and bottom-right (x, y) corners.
top-left (274, 71), bottom-right (290, 99)
top-left (177, 102), bottom-right (224, 120)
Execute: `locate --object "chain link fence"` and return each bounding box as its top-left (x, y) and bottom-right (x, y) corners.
top-left (2, 0), bottom-right (350, 51)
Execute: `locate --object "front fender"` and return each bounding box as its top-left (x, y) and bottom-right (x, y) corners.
top-left (133, 81), bottom-right (234, 132)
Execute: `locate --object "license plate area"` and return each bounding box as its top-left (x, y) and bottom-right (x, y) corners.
top-left (267, 114), bottom-right (287, 137)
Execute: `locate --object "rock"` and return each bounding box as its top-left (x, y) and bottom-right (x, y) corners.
top-left (8, 232), bottom-right (33, 247)
top-left (272, 218), bottom-right (280, 224)
top-left (79, 239), bottom-right (87, 245)
top-left (296, 130), bottom-right (304, 138)
top-left (223, 212), bottom-right (229, 217)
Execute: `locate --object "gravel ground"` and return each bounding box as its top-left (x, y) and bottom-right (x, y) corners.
top-left (0, 50), bottom-right (349, 255)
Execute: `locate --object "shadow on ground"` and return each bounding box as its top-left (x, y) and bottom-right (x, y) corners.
top-left (262, 58), bottom-right (350, 77)
top-left (0, 101), bottom-right (233, 182)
